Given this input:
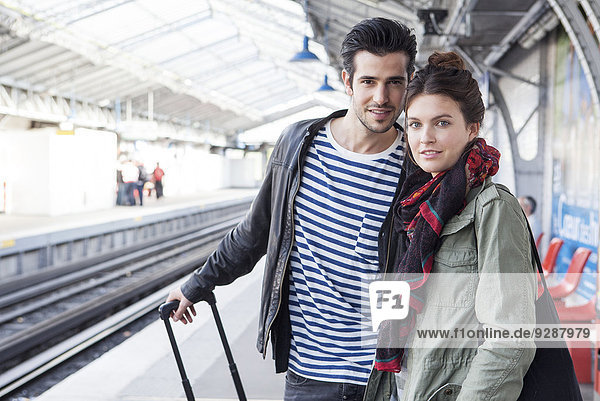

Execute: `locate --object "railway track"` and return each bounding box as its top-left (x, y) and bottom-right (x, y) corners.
top-left (0, 203), bottom-right (249, 398)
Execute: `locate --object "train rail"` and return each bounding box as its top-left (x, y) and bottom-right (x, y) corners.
top-left (0, 202), bottom-right (250, 398)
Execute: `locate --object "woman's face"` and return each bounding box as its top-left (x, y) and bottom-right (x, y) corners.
top-left (406, 94), bottom-right (479, 177)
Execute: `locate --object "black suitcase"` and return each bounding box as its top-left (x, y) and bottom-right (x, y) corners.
top-left (158, 293), bottom-right (247, 401)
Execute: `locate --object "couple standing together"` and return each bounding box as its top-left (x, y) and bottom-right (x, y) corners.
top-left (167, 18), bottom-right (581, 401)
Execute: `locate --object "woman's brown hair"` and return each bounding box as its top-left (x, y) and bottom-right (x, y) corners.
top-left (404, 51), bottom-right (484, 164)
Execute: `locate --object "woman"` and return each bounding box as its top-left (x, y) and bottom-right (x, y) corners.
top-left (364, 52), bottom-right (581, 400)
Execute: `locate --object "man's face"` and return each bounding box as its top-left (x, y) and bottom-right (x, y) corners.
top-left (343, 50), bottom-right (409, 135)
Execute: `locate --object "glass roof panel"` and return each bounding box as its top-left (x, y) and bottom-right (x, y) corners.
top-left (0, 0), bottom-right (348, 131)
top-left (69, 4), bottom-right (167, 44)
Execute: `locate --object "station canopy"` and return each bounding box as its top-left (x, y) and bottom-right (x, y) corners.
top-left (0, 0), bottom-right (546, 140)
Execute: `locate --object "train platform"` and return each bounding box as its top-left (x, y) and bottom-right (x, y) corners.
top-left (0, 188), bottom-right (258, 241)
top-left (33, 257), bottom-right (285, 401)
top-left (0, 188), bottom-right (258, 280)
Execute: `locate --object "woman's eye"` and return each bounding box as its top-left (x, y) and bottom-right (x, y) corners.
top-left (408, 122), bottom-right (421, 128)
top-left (436, 120), bottom-right (450, 127)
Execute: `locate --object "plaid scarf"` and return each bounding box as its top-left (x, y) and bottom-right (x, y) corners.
top-left (374, 138), bottom-right (500, 372)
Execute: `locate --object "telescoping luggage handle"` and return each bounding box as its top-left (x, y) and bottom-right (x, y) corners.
top-left (158, 294), bottom-right (247, 401)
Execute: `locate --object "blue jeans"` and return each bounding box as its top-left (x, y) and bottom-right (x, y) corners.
top-left (136, 182), bottom-right (144, 205)
top-left (284, 371), bottom-right (366, 401)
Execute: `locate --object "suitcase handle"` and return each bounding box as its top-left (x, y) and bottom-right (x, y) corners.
top-left (158, 300), bottom-right (195, 401)
top-left (159, 300), bottom-right (181, 320)
top-left (159, 293), bottom-right (217, 320)
top-left (158, 293), bottom-right (246, 401)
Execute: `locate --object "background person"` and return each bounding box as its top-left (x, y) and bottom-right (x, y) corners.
top-left (153, 162), bottom-right (165, 199)
top-left (165, 17), bottom-right (418, 401)
top-left (121, 159), bottom-right (139, 206)
top-left (136, 162), bottom-right (148, 206)
top-left (519, 195), bottom-right (541, 240)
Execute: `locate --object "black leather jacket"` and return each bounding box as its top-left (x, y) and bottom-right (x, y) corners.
top-left (181, 109), bottom-right (406, 372)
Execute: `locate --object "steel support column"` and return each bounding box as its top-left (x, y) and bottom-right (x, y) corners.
top-left (579, 0), bottom-right (600, 43)
top-left (488, 73), bottom-right (519, 192)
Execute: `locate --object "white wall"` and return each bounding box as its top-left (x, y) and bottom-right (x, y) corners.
top-left (0, 127), bottom-right (117, 216)
top-left (224, 151), bottom-right (263, 188)
top-left (119, 140), bottom-right (262, 196)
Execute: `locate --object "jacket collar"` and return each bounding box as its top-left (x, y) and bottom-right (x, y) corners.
top-left (441, 177), bottom-right (493, 236)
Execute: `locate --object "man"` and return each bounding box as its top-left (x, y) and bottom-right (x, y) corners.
top-left (153, 162), bottom-right (165, 199)
top-left (121, 159), bottom-right (139, 206)
top-left (136, 162), bottom-right (148, 206)
top-left (166, 17), bottom-right (417, 401)
top-left (518, 195), bottom-right (541, 240)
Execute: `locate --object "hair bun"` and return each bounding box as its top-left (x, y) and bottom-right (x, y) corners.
top-left (428, 51), bottom-right (465, 70)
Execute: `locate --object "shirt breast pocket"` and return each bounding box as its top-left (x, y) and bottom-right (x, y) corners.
top-left (355, 213), bottom-right (383, 265)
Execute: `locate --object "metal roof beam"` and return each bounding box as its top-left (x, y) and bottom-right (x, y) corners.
top-left (187, 54), bottom-right (261, 80)
top-left (252, 91), bottom-right (303, 111)
top-left (2, 1), bottom-right (263, 121)
top-left (257, 99), bottom-right (319, 130)
top-left (486, 66), bottom-right (542, 87)
top-left (152, 95), bottom-right (201, 112)
top-left (30, 59), bottom-right (95, 86)
top-left (158, 35), bottom-right (240, 66)
top-left (115, 11), bottom-right (213, 49)
top-left (209, 67), bottom-right (280, 93)
top-left (211, 0), bottom-right (306, 37)
top-left (443, 0), bottom-right (479, 47)
top-left (44, 65), bottom-right (116, 91)
top-left (0, 46), bottom-right (65, 76)
top-left (483, 0), bottom-right (550, 66)
top-left (53, 67), bottom-right (126, 93)
top-left (85, 79), bottom-right (155, 101)
top-left (61, 0), bottom-right (135, 26)
top-left (0, 82), bottom-right (114, 127)
top-left (0, 46), bottom-right (69, 76)
top-left (236, 81), bottom-right (297, 104)
top-left (0, 40), bottom-right (47, 63)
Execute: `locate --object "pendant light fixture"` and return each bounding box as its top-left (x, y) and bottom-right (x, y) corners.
top-left (316, 19), bottom-right (334, 91)
top-left (317, 74), bottom-right (335, 91)
top-left (290, 0), bottom-right (319, 62)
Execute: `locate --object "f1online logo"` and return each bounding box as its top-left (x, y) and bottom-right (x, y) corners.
top-left (369, 281), bottom-right (410, 331)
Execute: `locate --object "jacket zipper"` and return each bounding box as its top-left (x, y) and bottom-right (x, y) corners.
top-left (262, 130), bottom-right (309, 358)
top-left (384, 212), bottom-right (394, 273)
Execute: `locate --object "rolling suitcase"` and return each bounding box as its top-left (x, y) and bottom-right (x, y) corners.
top-left (158, 293), bottom-right (247, 401)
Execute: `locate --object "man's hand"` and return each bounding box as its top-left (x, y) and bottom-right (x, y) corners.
top-left (166, 287), bottom-right (196, 324)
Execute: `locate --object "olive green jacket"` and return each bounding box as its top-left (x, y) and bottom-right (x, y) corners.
top-left (365, 179), bottom-right (537, 401)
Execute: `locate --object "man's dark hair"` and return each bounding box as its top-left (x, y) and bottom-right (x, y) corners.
top-left (524, 196), bottom-right (537, 214)
top-left (340, 17), bottom-right (417, 86)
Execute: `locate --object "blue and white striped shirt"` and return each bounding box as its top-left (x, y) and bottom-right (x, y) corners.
top-left (288, 121), bottom-right (405, 385)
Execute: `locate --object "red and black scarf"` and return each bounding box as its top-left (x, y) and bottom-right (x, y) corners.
top-left (374, 138), bottom-right (501, 372)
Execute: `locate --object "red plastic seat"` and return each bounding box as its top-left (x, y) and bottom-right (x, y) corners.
top-left (535, 232), bottom-right (544, 249)
top-left (548, 247), bottom-right (592, 299)
top-left (555, 296), bottom-right (596, 322)
top-left (541, 238), bottom-right (564, 277)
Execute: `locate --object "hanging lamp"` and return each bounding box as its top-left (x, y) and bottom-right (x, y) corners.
top-left (316, 20), bottom-right (334, 91)
top-left (290, 0), bottom-right (319, 62)
top-left (317, 74), bottom-right (334, 91)
top-left (290, 36), bottom-right (320, 62)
